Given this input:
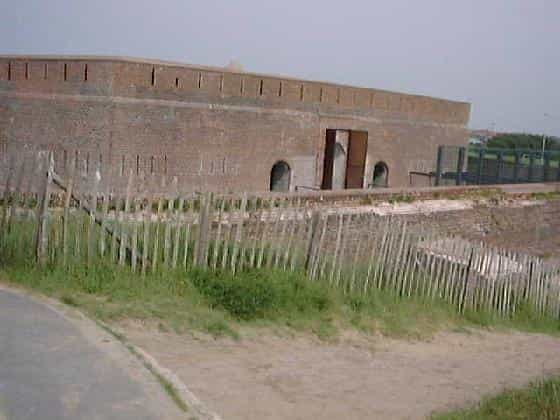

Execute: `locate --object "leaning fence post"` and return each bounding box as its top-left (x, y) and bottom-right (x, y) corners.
top-left (304, 210), bottom-right (321, 274)
top-left (460, 247), bottom-right (475, 314)
top-left (36, 152), bottom-right (54, 265)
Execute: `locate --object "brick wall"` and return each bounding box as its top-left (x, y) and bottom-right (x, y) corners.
top-left (0, 56), bottom-right (470, 193)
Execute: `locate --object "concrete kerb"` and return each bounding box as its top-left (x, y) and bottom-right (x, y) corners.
top-left (97, 321), bottom-right (224, 420)
top-left (0, 282), bottom-right (223, 420)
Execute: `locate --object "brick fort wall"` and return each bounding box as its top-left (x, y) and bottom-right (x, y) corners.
top-left (0, 56), bottom-right (471, 193)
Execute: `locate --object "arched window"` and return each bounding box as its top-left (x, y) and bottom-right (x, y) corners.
top-left (372, 161), bottom-right (389, 187)
top-left (270, 161), bottom-right (291, 192)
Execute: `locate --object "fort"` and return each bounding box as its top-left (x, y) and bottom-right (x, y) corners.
top-left (0, 55), bottom-right (470, 193)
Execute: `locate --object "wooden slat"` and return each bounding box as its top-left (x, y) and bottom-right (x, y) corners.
top-left (36, 152), bottom-right (53, 265)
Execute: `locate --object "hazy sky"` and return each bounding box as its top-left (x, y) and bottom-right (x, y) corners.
top-left (1, 0), bottom-right (559, 135)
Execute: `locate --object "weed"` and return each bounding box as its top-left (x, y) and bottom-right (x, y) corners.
top-left (388, 194), bottom-right (415, 204)
top-left (190, 268), bottom-right (332, 321)
top-left (531, 191), bottom-right (560, 201)
top-left (60, 293), bottom-right (78, 306)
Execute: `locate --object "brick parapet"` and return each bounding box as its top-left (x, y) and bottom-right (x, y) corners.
top-left (0, 56), bottom-right (470, 126)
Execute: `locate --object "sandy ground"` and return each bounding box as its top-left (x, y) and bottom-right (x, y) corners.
top-left (118, 325), bottom-right (560, 420)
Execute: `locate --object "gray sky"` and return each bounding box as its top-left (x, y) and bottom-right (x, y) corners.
top-left (2, 0), bottom-right (559, 135)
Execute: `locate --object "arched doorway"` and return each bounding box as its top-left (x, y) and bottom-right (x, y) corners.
top-left (270, 161), bottom-right (291, 192)
top-left (372, 161), bottom-right (389, 187)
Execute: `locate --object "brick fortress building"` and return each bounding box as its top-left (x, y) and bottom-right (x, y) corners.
top-left (0, 56), bottom-right (470, 193)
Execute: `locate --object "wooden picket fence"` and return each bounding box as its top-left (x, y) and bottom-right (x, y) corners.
top-left (1, 151), bottom-right (560, 320)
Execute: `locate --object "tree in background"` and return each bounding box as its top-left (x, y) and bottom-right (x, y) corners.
top-left (487, 133), bottom-right (560, 151)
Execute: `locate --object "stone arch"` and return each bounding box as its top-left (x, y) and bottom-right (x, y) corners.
top-left (372, 161), bottom-right (389, 187)
top-left (270, 161), bottom-right (291, 192)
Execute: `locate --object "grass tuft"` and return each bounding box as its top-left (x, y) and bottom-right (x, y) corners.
top-left (432, 376), bottom-right (560, 420)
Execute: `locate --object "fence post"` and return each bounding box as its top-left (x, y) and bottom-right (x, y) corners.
top-left (528, 153), bottom-right (535, 182)
top-left (304, 210), bottom-right (321, 274)
top-left (36, 152), bottom-right (53, 265)
top-left (543, 153), bottom-right (550, 182)
top-left (496, 152), bottom-right (503, 184)
top-left (460, 247), bottom-right (475, 314)
top-left (456, 147), bottom-right (465, 185)
top-left (513, 152), bottom-right (520, 183)
top-left (195, 192), bottom-right (211, 268)
top-left (476, 148), bottom-right (484, 185)
top-left (435, 146), bottom-right (443, 186)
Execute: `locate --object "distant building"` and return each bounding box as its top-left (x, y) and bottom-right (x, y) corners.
top-left (469, 129), bottom-right (498, 146)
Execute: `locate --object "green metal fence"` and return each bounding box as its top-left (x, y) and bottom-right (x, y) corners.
top-left (436, 145), bottom-right (560, 186)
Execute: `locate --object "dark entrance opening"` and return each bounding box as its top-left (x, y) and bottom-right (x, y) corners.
top-left (321, 129), bottom-right (368, 189)
top-left (372, 161), bottom-right (389, 187)
top-left (321, 129), bottom-right (336, 189)
top-left (270, 161), bottom-right (291, 192)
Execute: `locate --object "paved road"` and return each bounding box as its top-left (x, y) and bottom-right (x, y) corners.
top-left (0, 288), bottom-right (184, 420)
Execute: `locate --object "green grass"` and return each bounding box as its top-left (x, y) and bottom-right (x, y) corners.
top-left (1, 256), bottom-right (559, 341)
top-left (0, 258), bottom-right (450, 339)
top-left (432, 376), bottom-right (560, 420)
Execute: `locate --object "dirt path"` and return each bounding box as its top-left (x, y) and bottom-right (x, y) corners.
top-left (119, 325), bottom-right (560, 420)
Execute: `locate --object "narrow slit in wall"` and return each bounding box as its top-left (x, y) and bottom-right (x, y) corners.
top-left (64, 63), bottom-right (68, 81)
top-left (175, 77), bottom-right (179, 88)
top-left (121, 156), bottom-right (125, 176)
top-left (164, 155), bottom-right (168, 174)
top-left (198, 72), bottom-right (202, 89)
top-left (136, 155), bottom-right (140, 175)
top-left (7, 62), bottom-right (11, 81)
top-left (278, 81), bottom-right (283, 97)
top-left (319, 87), bottom-right (323, 103)
top-left (84, 64), bottom-right (88, 81)
top-left (25, 63), bottom-right (29, 80)
top-left (299, 84), bottom-right (304, 101)
top-left (259, 79), bottom-right (264, 96)
top-left (151, 67), bottom-right (156, 86)
top-left (44, 63), bottom-right (48, 80)
top-left (85, 152), bottom-right (90, 173)
top-left (150, 156), bottom-right (154, 174)
top-left (240, 78), bottom-right (245, 95)
top-left (219, 74), bottom-right (224, 92)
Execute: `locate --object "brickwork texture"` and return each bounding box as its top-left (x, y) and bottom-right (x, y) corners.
top-left (0, 56), bottom-right (471, 193)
